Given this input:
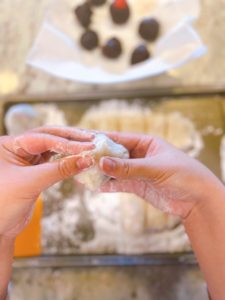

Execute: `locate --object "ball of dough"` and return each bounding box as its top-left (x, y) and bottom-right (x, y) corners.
top-left (75, 134), bottom-right (129, 191)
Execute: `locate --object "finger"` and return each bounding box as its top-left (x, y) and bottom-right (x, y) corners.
top-left (30, 126), bottom-right (95, 141)
top-left (27, 155), bottom-right (95, 191)
top-left (100, 157), bottom-right (153, 179)
top-left (95, 131), bottom-right (157, 158)
top-left (7, 133), bottom-right (95, 156)
top-left (99, 131), bottom-right (142, 151)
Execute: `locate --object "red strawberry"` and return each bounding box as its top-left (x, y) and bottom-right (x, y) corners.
top-left (113, 0), bottom-right (128, 9)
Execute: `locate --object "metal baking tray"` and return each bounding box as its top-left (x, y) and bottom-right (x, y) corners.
top-left (1, 85), bottom-right (225, 268)
top-left (13, 253), bottom-right (197, 269)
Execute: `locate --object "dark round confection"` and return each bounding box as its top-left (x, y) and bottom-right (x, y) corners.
top-left (110, 4), bottom-right (130, 24)
top-left (80, 30), bottom-right (99, 50)
top-left (139, 18), bottom-right (160, 42)
top-left (102, 38), bottom-right (122, 59)
top-left (131, 45), bottom-right (150, 65)
top-left (89, 0), bottom-right (107, 6)
top-left (75, 2), bottom-right (92, 28)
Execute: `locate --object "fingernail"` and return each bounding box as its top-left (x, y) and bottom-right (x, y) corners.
top-left (80, 129), bottom-right (95, 139)
top-left (102, 158), bottom-right (117, 172)
top-left (85, 134), bottom-right (95, 141)
top-left (77, 156), bottom-right (94, 170)
top-left (89, 133), bottom-right (96, 139)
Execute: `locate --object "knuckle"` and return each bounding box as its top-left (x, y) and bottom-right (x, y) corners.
top-left (122, 161), bottom-right (130, 177)
top-left (32, 125), bottom-right (51, 132)
top-left (0, 135), bottom-right (12, 145)
top-left (58, 159), bottom-right (73, 179)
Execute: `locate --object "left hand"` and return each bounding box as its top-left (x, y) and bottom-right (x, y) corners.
top-left (0, 126), bottom-right (94, 239)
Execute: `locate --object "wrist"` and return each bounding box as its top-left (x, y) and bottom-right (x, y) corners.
top-left (0, 236), bottom-right (15, 300)
top-left (0, 236), bottom-right (16, 246)
top-left (182, 179), bottom-right (225, 300)
top-left (183, 178), bottom-right (225, 226)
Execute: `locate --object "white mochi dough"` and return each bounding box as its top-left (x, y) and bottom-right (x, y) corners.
top-left (75, 134), bottom-right (129, 191)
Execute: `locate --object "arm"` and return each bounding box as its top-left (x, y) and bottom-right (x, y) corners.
top-left (0, 127), bottom-right (94, 298)
top-left (184, 181), bottom-right (225, 300)
top-left (98, 132), bottom-right (225, 300)
top-left (0, 237), bottom-right (14, 300)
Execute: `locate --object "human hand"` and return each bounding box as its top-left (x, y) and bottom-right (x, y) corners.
top-left (99, 132), bottom-right (222, 219)
top-left (0, 126), bottom-right (94, 239)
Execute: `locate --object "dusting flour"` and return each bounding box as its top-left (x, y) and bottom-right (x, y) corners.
top-left (41, 100), bottom-right (203, 254)
top-left (42, 188), bottom-right (190, 254)
top-left (4, 100), bottom-right (203, 254)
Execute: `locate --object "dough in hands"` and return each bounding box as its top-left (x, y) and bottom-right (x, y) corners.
top-left (75, 134), bottom-right (129, 191)
top-left (76, 100), bottom-right (202, 235)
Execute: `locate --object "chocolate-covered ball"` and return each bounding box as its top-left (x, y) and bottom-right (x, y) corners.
top-left (110, 1), bottom-right (130, 25)
top-left (80, 30), bottom-right (99, 50)
top-left (131, 45), bottom-right (150, 65)
top-left (75, 2), bottom-right (92, 28)
top-left (89, 0), bottom-right (106, 6)
top-left (102, 38), bottom-right (122, 59)
top-left (139, 18), bottom-right (160, 42)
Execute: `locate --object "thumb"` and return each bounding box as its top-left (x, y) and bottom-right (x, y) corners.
top-left (100, 157), bottom-right (152, 179)
top-left (27, 155), bottom-right (94, 191)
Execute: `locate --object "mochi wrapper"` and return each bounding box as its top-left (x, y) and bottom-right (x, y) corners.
top-left (75, 134), bottom-right (129, 191)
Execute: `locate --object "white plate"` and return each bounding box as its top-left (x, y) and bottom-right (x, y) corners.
top-left (27, 0), bottom-right (206, 84)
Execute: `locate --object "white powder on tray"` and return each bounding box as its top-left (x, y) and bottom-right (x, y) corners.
top-left (41, 100), bottom-right (203, 254)
top-left (42, 189), bottom-right (190, 254)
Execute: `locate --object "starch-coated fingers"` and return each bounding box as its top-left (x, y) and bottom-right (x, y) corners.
top-left (100, 157), bottom-right (154, 179)
top-left (30, 126), bottom-right (95, 142)
top-left (27, 155), bottom-right (94, 191)
top-left (6, 133), bottom-right (95, 156)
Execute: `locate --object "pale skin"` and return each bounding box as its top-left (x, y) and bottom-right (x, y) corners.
top-left (0, 127), bottom-right (95, 300)
top-left (0, 127), bottom-right (225, 300)
top-left (99, 132), bottom-right (225, 300)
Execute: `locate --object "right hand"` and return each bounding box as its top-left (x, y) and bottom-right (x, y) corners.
top-left (99, 132), bottom-right (224, 219)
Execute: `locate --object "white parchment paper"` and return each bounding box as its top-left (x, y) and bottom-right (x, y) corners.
top-left (27, 0), bottom-right (206, 84)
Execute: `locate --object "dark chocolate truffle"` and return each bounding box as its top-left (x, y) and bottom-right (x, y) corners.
top-left (102, 38), bottom-right (122, 59)
top-left (80, 30), bottom-right (99, 50)
top-left (131, 45), bottom-right (150, 65)
top-left (139, 18), bottom-right (160, 42)
top-left (89, 0), bottom-right (107, 6)
top-left (75, 2), bottom-right (92, 28)
top-left (110, 0), bottom-right (130, 25)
